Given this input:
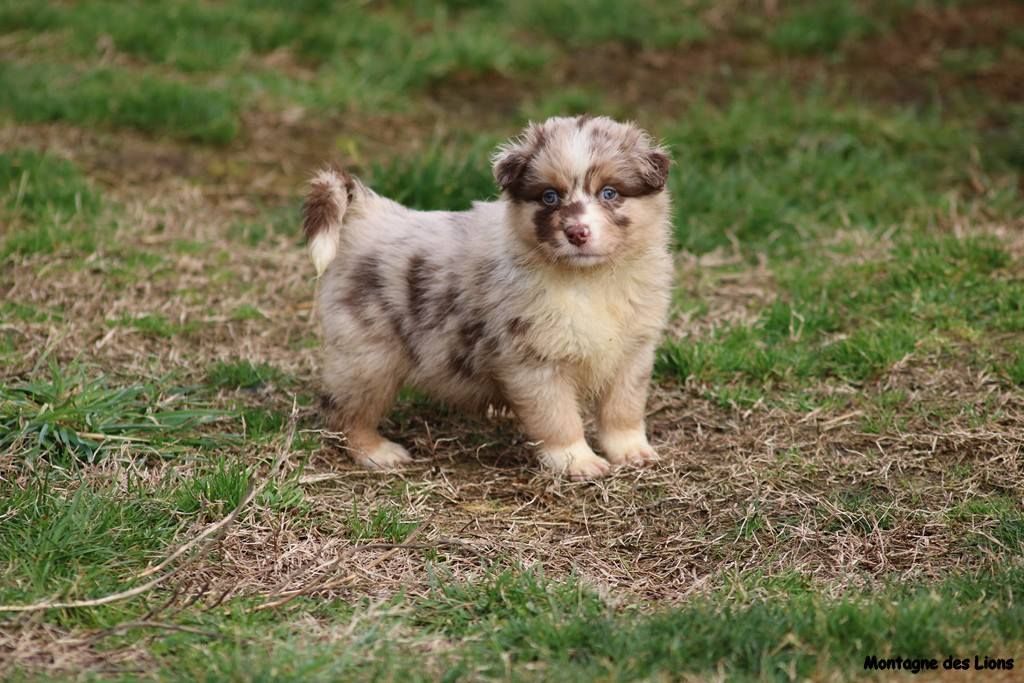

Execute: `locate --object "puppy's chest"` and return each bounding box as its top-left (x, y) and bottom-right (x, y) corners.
top-left (521, 277), bottom-right (646, 368)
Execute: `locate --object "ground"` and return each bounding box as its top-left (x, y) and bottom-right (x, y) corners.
top-left (1, 1), bottom-right (1023, 680)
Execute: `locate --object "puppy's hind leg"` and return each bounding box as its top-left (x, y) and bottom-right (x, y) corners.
top-left (321, 348), bottom-right (412, 469)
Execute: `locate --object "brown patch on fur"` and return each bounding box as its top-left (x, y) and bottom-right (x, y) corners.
top-left (586, 153), bottom-right (669, 198)
top-left (448, 350), bottom-right (475, 378)
top-left (388, 312), bottom-right (420, 365)
top-left (302, 166), bottom-right (351, 241)
top-left (561, 201), bottom-right (585, 219)
top-left (494, 150), bottom-right (531, 193)
top-left (643, 150), bottom-right (671, 192)
top-left (318, 392), bottom-right (339, 415)
top-left (446, 316), bottom-right (488, 378)
top-left (482, 336), bottom-right (499, 357)
top-left (429, 275), bottom-right (461, 329)
top-left (406, 254), bottom-right (437, 324)
top-left (532, 199), bottom-right (587, 246)
top-left (610, 211), bottom-right (632, 229)
top-left (458, 318), bottom-right (486, 350)
top-left (341, 255), bottom-right (384, 316)
top-left (473, 259), bottom-right (499, 292)
top-left (507, 316), bottom-right (530, 336)
top-left (532, 204), bottom-right (562, 246)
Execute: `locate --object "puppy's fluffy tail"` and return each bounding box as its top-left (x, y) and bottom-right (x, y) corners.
top-left (302, 166), bottom-right (355, 277)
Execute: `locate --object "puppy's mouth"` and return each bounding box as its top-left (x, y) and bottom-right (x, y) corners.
top-left (556, 251), bottom-right (610, 267)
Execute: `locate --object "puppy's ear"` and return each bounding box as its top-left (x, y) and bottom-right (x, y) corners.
top-left (639, 147), bottom-right (671, 192)
top-left (492, 146), bottom-right (530, 192)
top-left (492, 122), bottom-right (543, 192)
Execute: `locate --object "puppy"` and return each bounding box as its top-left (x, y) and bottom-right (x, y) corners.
top-left (303, 115), bottom-right (672, 479)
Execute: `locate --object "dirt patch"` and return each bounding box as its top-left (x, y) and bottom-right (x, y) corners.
top-left (841, 0), bottom-right (1024, 105)
top-left (563, 0), bottom-right (1024, 112)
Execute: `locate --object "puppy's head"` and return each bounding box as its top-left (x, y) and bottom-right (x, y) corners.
top-left (493, 115), bottom-right (671, 268)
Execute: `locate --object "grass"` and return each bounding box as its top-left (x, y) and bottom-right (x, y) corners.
top-left (0, 150), bottom-right (103, 258)
top-left (172, 458), bottom-right (250, 517)
top-left (111, 313), bottom-right (197, 339)
top-left (769, 0), bottom-right (876, 54)
top-left (506, 0), bottom-right (708, 49)
top-left (400, 567), bottom-right (1024, 680)
top-left (665, 86), bottom-right (1019, 256)
top-left (0, 475), bottom-right (184, 627)
top-left (207, 360), bottom-right (286, 390)
top-left (0, 63), bottom-right (239, 144)
top-left (346, 503), bottom-right (418, 542)
top-left (65, 565), bottom-right (1023, 680)
top-left (657, 234), bottom-right (1021, 405)
top-left (3, 0), bottom-right (1024, 680)
top-left (0, 366), bottom-right (232, 465)
top-left (0, 0), bottom-right (547, 126)
top-left (228, 203), bottom-right (302, 246)
top-left (367, 141), bottom-right (499, 211)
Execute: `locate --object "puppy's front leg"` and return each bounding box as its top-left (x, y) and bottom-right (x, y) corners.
top-left (500, 366), bottom-right (610, 480)
top-left (597, 342), bottom-right (659, 467)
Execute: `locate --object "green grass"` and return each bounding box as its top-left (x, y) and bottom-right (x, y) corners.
top-left (231, 304), bottom-right (266, 321)
top-left (0, 150), bottom-right (103, 258)
top-left (657, 234), bottom-right (1021, 403)
top-left (0, 301), bottom-right (64, 323)
top-left (1002, 347), bottom-right (1024, 386)
top-left (0, 365), bottom-right (232, 464)
top-left (172, 458), bottom-right (250, 517)
top-left (227, 203), bottom-right (301, 246)
top-left (0, 475), bottom-right (184, 626)
top-left (240, 406), bottom-right (287, 439)
top-left (519, 86), bottom-right (618, 121)
top-left (207, 359), bottom-right (286, 390)
top-left (97, 565), bottom-right (1024, 681)
top-left (346, 503), bottom-right (418, 542)
top-left (769, 0), bottom-right (876, 54)
top-left (366, 140), bottom-right (499, 211)
top-left (0, 63), bottom-right (239, 143)
top-left (506, 0), bottom-right (708, 48)
top-left (110, 313), bottom-right (198, 339)
top-left (0, 0), bottom-right (547, 123)
top-left (666, 86), bottom-right (1020, 256)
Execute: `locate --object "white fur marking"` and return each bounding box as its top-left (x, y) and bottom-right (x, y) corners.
top-left (310, 232), bottom-right (339, 277)
top-left (539, 438), bottom-right (610, 478)
top-left (358, 440), bottom-right (412, 469)
top-left (599, 429), bottom-right (658, 466)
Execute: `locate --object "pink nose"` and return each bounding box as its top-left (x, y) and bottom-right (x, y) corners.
top-left (565, 223), bottom-right (590, 246)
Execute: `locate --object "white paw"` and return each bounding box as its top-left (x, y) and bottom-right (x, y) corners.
top-left (599, 429), bottom-right (659, 467)
top-left (539, 440), bottom-right (611, 480)
top-left (356, 440), bottom-right (413, 469)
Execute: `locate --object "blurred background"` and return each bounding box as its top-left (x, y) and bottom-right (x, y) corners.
top-left (1, 0), bottom-right (1021, 254)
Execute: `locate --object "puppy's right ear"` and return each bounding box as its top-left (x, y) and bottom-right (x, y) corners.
top-left (492, 146), bottom-right (530, 192)
top-left (492, 122), bottom-right (542, 193)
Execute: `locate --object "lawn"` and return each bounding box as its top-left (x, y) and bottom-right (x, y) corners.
top-left (1, 0), bottom-right (1023, 680)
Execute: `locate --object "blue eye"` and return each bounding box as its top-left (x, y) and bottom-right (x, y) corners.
top-left (541, 189), bottom-right (560, 206)
top-left (600, 186), bottom-right (618, 201)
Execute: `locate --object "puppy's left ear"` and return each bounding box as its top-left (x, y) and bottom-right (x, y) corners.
top-left (640, 147), bottom-right (671, 192)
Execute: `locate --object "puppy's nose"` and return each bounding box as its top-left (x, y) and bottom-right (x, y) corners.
top-left (565, 223), bottom-right (590, 246)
